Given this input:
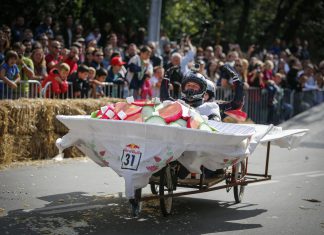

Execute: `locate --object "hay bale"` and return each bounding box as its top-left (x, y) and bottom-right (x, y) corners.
top-left (0, 105), bottom-right (9, 135)
top-left (0, 134), bottom-right (15, 165)
top-left (0, 98), bottom-right (123, 166)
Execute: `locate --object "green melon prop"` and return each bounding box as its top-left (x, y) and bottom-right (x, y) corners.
top-left (158, 102), bottom-right (183, 123)
top-left (141, 106), bottom-right (154, 120)
top-left (145, 116), bottom-right (167, 125)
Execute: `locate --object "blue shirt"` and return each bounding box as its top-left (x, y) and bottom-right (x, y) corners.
top-left (0, 63), bottom-right (19, 93)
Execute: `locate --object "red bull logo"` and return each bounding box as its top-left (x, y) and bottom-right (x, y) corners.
top-left (126, 144), bottom-right (140, 150)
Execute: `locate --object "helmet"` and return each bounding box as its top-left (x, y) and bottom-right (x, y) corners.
top-left (181, 72), bottom-right (207, 106)
top-left (205, 79), bottom-right (216, 102)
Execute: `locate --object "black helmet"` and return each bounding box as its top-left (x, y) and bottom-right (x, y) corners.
top-left (205, 79), bottom-right (216, 101)
top-left (181, 72), bottom-right (207, 106)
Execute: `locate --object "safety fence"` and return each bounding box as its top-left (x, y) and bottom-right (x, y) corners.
top-left (0, 80), bottom-right (42, 99)
top-left (1, 80), bottom-right (323, 124)
top-left (214, 87), bottom-right (324, 124)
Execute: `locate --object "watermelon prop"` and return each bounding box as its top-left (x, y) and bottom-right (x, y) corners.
top-left (114, 102), bottom-right (143, 119)
top-left (141, 106), bottom-right (154, 120)
top-left (132, 100), bottom-right (155, 107)
top-left (125, 112), bottom-right (143, 122)
top-left (90, 97), bottom-right (218, 132)
top-left (145, 116), bottom-right (166, 125)
top-left (158, 102), bottom-right (183, 123)
top-left (224, 109), bottom-right (247, 122)
top-left (187, 113), bottom-right (205, 129)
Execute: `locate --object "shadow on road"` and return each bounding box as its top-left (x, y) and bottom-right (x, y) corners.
top-left (0, 191), bottom-right (267, 235)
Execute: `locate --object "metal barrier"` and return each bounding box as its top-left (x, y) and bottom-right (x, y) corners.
top-left (41, 81), bottom-right (125, 99)
top-left (0, 80), bottom-right (42, 99)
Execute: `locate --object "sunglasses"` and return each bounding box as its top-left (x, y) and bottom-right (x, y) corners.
top-left (235, 64), bottom-right (242, 67)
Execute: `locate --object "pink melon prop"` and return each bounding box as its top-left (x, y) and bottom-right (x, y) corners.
top-left (224, 109), bottom-right (247, 122)
top-left (158, 102), bottom-right (183, 123)
top-left (114, 102), bottom-right (143, 118)
top-left (132, 100), bottom-right (156, 107)
top-left (124, 112), bottom-right (143, 122)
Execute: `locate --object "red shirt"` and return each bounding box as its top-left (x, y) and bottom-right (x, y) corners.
top-left (42, 68), bottom-right (68, 97)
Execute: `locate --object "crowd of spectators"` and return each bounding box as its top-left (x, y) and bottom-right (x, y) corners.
top-left (0, 15), bottom-right (324, 122)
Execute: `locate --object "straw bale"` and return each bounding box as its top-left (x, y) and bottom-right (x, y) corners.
top-left (0, 98), bottom-right (123, 166)
top-left (0, 134), bottom-right (15, 165)
top-left (0, 104), bottom-right (9, 135)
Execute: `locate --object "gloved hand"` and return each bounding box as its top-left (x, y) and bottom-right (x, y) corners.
top-left (220, 64), bottom-right (240, 83)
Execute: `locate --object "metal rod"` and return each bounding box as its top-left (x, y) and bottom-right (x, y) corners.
top-left (265, 141), bottom-right (271, 177)
top-left (141, 177), bottom-right (271, 201)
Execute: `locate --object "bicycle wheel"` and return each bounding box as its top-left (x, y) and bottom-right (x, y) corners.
top-left (233, 159), bottom-right (246, 203)
top-left (159, 165), bottom-right (174, 216)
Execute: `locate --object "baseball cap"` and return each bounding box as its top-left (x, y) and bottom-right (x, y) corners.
top-left (111, 56), bottom-right (126, 66)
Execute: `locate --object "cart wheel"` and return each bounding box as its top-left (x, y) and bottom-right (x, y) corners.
top-left (159, 165), bottom-right (174, 216)
top-left (129, 188), bottom-right (142, 217)
top-left (232, 159), bottom-right (246, 203)
top-left (150, 183), bottom-right (159, 195)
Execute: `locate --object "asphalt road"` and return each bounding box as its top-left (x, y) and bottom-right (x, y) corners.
top-left (1, 104), bottom-right (324, 235)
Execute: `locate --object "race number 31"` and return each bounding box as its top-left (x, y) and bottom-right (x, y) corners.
top-left (121, 150), bottom-right (142, 171)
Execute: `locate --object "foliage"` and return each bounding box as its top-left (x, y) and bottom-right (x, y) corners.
top-left (1, 0), bottom-right (323, 60)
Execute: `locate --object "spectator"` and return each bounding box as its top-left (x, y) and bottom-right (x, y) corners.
top-left (124, 43), bottom-right (138, 65)
top-left (35, 15), bottom-right (54, 39)
top-left (62, 15), bottom-right (74, 49)
top-left (162, 43), bottom-right (172, 68)
top-left (37, 33), bottom-right (49, 55)
top-left (248, 61), bottom-right (265, 88)
top-left (70, 64), bottom-right (90, 98)
top-left (45, 40), bottom-right (62, 72)
top-left (85, 27), bottom-right (101, 44)
top-left (203, 46), bottom-right (214, 64)
top-left (12, 42), bottom-right (34, 97)
top-left (22, 28), bottom-right (34, 43)
top-left (150, 66), bottom-right (164, 97)
top-left (42, 63), bottom-right (70, 98)
top-left (148, 41), bottom-right (163, 67)
top-left (214, 45), bottom-right (223, 60)
top-left (63, 46), bottom-right (79, 75)
top-left (141, 74), bottom-right (152, 99)
top-left (207, 59), bottom-right (220, 82)
top-left (0, 50), bottom-right (20, 99)
top-left (84, 46), bottom-right (95, 67)
top-left (11, 16), bottom-right (25, 43)
top-left (263, 60), bottom-right (274, 82)
top-left (102, 46), bottom-right (113, 69)
top-left (90, 49), bottom-right (104, 70)
top-left (287, 57), bottom-right (302, 91)
top-left (91, 67), bottom-right (107, 98)
top-left (106, 56), bottom-right (127, 98)
top-left (1, 25), bottom-right (12, 43)
top-left (74, 24), bottom-right (84, 39)
top-left (106, 33), bottom-right (123, 56)
top-left (22, 38), bottom-right (33, 57)
top-left (31, 47), bottom-right (47, 81)
top-left (0, 30), bottom-right (10, 64)
top-left (126, 45), bottom-right (153, 99)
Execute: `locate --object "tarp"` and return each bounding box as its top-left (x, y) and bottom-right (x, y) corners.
top-left (56, 115), bottom-right (307, 198)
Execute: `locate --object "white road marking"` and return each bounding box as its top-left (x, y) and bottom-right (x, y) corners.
top-left (306, 173), bottom-right (324, 178)
top-left (290, 171), bottom-right (323, 176)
